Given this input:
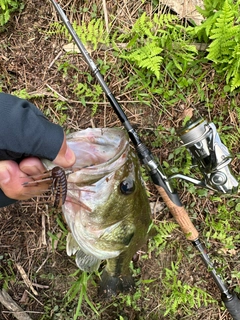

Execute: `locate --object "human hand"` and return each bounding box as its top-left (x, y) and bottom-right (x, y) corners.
top-left (0, 93), bottom-right (76, 206)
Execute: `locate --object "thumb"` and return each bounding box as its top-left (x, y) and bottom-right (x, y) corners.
top-left (0, 163), bottom-right (11, 187)
top-left (0, 161), bottom-right (23, 199)
top-left (53, 134), bottom-right (76, 168)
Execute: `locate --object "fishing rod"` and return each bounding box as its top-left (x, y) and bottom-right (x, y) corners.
top-left (50, 0), bottom-right (240, 318)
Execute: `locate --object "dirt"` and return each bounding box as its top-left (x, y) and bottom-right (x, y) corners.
top-left (0, 1), bottom-right (239, 320)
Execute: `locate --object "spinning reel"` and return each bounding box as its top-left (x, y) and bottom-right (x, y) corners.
top-left (170, 118), bottom-right (239, 194)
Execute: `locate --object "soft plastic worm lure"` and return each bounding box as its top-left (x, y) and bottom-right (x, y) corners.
top-left (23, 166), bottom-right (68, 208)
top-left (51, 166), bottom-right (68, 208)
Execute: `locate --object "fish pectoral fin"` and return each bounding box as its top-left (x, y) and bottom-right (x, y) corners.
top-left (66, 233), bottom-right (80, 256)
top-left (66, 233), bottom-right (101, 272)
top-left (75, 250), bottom-right (101, 273)
top-left (100, 221), bottom-right (135, 247)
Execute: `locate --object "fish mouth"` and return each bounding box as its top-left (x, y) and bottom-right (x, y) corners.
top-left (66, 128), bottom-right (129, 183)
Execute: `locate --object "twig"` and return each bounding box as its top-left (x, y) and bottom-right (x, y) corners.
top-left (16, 264), bottom-right (38, 296)
top-left (48, 50), bottom-right (63, 69)
top-left (102, 0), bottom-right (109, 33)
top-left (90, 118), bottom-right (96, 128)
top-left (0, 289), bottom-right (33, 320)
top-left (41, 212), bottom-right (47, 246)
top-left (46, 84), bottom-right (69, 101)
top-left (35, 255), bottom-right (49, 273)
top-left (24, 290), bottom-right (43, 307)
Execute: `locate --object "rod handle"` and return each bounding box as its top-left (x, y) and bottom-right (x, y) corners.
top-left (154, 185), bottom-right (199, 241)
top-left (222, 293), bottom-right (240, 320)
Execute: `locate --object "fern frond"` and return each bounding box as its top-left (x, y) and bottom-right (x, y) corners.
top-left (126, 12), bottom-right (155, 41)
top-left (49, 19), bottom-right (109, 50)
top-left (202, 0), bottom-right (240, 89)
top-left (127, 12), bottom-right (180, 40)
top-left (231, 74), bottom-right (240, 91)
top-left (207, 1), bottom-right (238, 63)
top-left (121, 42), bottom-right (163, 79)
top-left (154, 12), bottom-right (179, 30)
top-left (228, 45), bottom-right (240, 90)
top-left (156, 222), bottom-right (178, 238)
top-left (188, 13), bottom-right (220, 42)
top-left (120, 12), bottom-right (197, 80)
top-left (191, 0), bottom-right (240, 90)
top-left (196, 0), bottom-right (224, 18)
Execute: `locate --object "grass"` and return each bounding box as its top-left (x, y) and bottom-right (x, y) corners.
top-left (0, 0), bottom-right (240, 319)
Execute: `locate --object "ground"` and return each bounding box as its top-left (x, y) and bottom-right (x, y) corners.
top-left (0, 1), bottom-right (240, 320)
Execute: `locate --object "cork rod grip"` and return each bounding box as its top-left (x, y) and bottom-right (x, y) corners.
top-left (155, 185), bottom-right (199, 241)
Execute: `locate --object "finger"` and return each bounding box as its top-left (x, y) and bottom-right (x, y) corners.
top-left (0, 160), bottom-right (50, 200)
top-left (19, 157), bottom-right (46, 176)
top-left (20, 157), bottom-right (52, 190)
top-left (53, 134), bottom-right (76, 168)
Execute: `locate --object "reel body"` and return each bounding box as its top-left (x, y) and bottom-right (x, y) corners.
top-left (175, 118), bottom-right (238, 194)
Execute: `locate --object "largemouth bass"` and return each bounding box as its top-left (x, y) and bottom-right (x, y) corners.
top-left (46, 128), bottom-right (152, 297)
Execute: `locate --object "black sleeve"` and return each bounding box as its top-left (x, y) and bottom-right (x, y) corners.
top-left (0, 190), bottom-right (17, 207)
top-left (0, 92), bottom-right (64, 161)
top-left (0, 92), bottom-right (64, 207)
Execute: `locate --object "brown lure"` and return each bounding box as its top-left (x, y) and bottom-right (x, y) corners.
top-left (23, 166), bottom-right (68, 208)
top-left (51, 166), bottom-right (68, 208)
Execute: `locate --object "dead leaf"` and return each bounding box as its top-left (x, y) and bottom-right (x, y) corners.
top-left (160, 0), bottom-right (204, 25)
top-left (218, 247), bottom-right (237, 256)
top-left (63, 42), bottom-right (93, 54)
top-left (182, 108), bottom-right (194, 120)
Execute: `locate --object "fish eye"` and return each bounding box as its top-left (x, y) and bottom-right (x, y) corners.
top-left (119, 178), bottom-right (135, 195)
